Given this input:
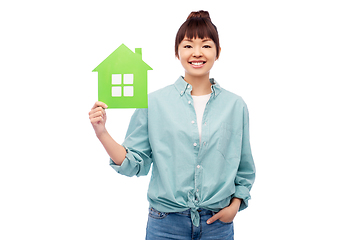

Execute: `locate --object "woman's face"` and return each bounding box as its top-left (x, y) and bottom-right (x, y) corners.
top-left (177, 37), bottom-right (218, 79)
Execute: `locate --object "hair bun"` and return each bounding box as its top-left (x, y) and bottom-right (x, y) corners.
top-left (186, 10), bottom-right (211, 21)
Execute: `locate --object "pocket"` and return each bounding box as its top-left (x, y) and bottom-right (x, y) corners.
top-left (217, 219), bottom-right (233, 225)
top-left (211, 211), bottom-right (233, 225)
top-left (217, 123), bottom-right (241, 159)
top-left (148, 207), bottom-right (169, 219)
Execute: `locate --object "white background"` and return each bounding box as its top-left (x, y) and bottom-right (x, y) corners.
top-left (1, 0), bottom-right (359, 239)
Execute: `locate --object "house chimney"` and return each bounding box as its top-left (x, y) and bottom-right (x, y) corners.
top-left (135, 48), bottom-right (142, 59)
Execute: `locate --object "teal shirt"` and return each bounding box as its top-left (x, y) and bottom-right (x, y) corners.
top-left (110, 76), bottom-right (255, 226)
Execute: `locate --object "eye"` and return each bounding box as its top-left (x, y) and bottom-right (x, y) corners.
top-left (203, 45), bottom-right (211, 48)
top-left (184, 45), bottom-right (192, 48)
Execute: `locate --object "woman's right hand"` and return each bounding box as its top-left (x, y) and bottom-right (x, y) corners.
top-left (89, 101), bottom-right (108, 137)
top-left (88, 101), bottom-right (127, 165)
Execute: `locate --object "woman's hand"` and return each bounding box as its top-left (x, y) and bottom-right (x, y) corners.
top-left (88, 101), bottom-right (126, 165)
top-left (206, 198), bottom-right (241, 224)
top-left (89, 101), bottom-right (108, 137)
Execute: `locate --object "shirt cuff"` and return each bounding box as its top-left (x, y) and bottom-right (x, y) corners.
top-left (233, 186), bottom-right (251, 211)
top-left (109, 146), bottom-right (139, 177)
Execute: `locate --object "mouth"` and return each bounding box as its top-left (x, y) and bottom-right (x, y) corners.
top-left (189, 61), bottom-right (206, 67)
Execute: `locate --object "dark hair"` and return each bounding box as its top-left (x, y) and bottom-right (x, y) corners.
top-left (175, 10), bottom-right (220, 58)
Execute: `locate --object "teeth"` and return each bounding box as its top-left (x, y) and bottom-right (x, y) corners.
top-left (191, 62), bottom-right (204, 66)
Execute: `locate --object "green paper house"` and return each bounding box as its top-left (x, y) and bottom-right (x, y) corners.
top-left (93, 44), bottom-right (152, 108)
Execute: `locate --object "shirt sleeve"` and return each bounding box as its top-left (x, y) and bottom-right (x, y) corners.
top-left (234, 104), bottom-right (256, 211)
top-left (110, 108), bottom-right (152, 177)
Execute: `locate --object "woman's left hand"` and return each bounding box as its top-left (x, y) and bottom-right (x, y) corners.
top-left (206, 198), bottom-right (241, 224)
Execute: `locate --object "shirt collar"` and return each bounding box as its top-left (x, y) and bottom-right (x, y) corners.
top-left (174, 76), bottom-right (222, 98)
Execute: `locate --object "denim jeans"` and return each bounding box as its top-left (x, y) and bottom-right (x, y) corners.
top-left (146, 207), bottom-right (234, 240)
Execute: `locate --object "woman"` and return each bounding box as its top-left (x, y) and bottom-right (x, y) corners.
top-left (89, 10), bottom-right (255, 240)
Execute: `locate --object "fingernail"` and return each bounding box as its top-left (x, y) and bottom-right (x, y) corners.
top-left (207, 220), bottom-right (210, 224)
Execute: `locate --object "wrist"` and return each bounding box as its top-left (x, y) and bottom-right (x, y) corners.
top-left (96, 128), bottom-right (108, 139)
top-left (230, 197), bottom-right (241, 211)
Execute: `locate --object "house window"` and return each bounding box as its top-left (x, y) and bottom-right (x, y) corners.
top-left (111, 74), bottom-right (134, 97)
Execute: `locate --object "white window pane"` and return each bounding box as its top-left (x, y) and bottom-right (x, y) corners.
top-left (112, 86), bottom-right (122, 97)
top-left (123, 74), bottom-right (133, 84)
top-left (112, 74), bottom-right (122, 84)
top-left (123, 86), bottom-right (133, 97)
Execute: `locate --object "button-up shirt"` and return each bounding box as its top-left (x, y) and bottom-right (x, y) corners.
top-left (110, 76), bottom-right (256, 227)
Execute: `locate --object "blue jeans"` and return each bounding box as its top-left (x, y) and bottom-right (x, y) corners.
top-left (146, 207), bottom-right (234, 240)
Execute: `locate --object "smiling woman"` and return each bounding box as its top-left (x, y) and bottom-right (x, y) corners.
top-left (89, 10), bottom-right (255, 240)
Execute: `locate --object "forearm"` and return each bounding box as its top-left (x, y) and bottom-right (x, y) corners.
top-left (97, 130), bottom-right (127, 165)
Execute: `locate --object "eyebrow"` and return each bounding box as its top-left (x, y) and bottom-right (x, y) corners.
top-left (183, 38), bottom-right (212, 42)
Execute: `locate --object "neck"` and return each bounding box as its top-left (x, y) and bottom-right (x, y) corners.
top-left (184, 73), bottom-right (212, 96)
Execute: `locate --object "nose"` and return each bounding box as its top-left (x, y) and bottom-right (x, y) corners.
top-left (192, 46), bottom-right (203, 57)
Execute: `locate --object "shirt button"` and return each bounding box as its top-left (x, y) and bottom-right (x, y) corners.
top-left (188, 101), bottom-right (191, 104)
top-left (187, 85), bottom-right (191, 88)
top-left (180, 91), bottom-right (184, 95)
top-left (191, 120), bottom-right (195, 124)
top-left (197, 165), bottom-right (200, 169)
top-left (204, 122), bottom-right (207, 125)
top-left (193, 143), bottom-right (197, 147)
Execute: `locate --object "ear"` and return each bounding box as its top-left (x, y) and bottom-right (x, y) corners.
top-left (216, 47), bottom-right (222, 60)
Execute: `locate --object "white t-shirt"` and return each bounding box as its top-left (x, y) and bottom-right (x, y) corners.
top-left (192, 93), bottom-right (211, 142)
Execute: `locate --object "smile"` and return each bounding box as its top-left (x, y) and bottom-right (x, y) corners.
top-left (189, 61), bottom-right (206, 67)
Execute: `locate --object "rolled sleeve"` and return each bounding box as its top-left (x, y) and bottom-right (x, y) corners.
top-left (234, 105), bottom-right (256, 211)
top-left (110, 108), bottom-right (152, 177)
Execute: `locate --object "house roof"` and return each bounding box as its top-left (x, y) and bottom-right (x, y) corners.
top-left (92, 44), bottom-right (152, 73)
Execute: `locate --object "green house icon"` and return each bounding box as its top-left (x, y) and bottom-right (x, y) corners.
top-left (93, 44), bottom-right (152, 108)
